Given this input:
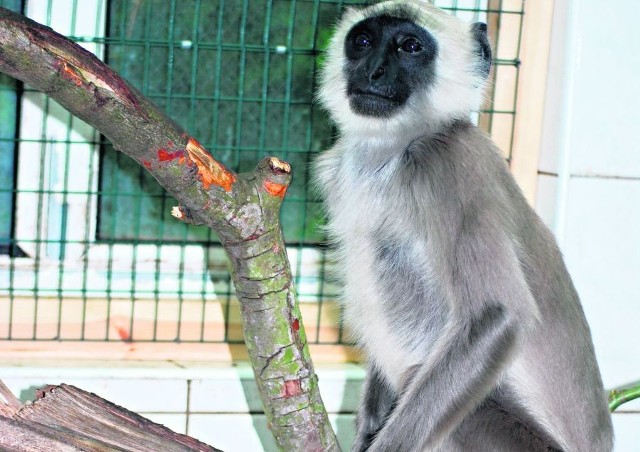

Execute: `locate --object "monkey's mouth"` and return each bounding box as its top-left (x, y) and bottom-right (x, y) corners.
top-left (348, 90), bottom-right (402, 118)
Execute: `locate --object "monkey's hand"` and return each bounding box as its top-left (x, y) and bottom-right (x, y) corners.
top-left (367, 303), bottom-right (520, 452)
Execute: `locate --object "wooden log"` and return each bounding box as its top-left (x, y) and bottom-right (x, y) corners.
top-left (0, 384), bottom-right (220, 452)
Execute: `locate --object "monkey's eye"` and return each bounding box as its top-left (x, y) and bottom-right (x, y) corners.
top-left (399, 37), bottom-right (422, 54)
top-left (354, 33), bottom-right (371, 48)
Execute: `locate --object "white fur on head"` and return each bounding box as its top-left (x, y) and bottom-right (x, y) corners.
top-left (318, 0), bottom-right (488, 143)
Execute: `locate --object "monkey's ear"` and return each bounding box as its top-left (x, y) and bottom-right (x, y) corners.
top-left (471, 22), bottom-right (492, 78)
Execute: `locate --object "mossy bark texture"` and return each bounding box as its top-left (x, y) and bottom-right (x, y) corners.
top-left (0, 8), bottom-right (339, 451)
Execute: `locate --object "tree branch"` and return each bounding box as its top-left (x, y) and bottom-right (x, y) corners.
top-left (0, 7), bottom-right (339, 451)
top-left (609, 384), bottom-right (640, 412)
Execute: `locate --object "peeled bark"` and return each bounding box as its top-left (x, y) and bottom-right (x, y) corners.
top-left (0, 7), bottom-right (339, 451)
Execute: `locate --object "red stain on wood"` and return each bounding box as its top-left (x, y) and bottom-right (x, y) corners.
top-left (116, 326), bottom-right (131, 342)
top-left (26, 19), bottom-right (141, 109)
top-left (158, 149), bottom-right (184, 162)
top-left (292, 318), bottom-right (300, 332)
top-left (281, 379), bottom-right (303, 398)
top-left (263, 180), bottom-right (287, 198)
top-left (57, 60), bottom-right (85, 87)
top-left (185, 137), bottom-right (236, 191)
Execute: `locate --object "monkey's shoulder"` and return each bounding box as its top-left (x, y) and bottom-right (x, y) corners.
top-left (403, 122), bottom-right (503, 169)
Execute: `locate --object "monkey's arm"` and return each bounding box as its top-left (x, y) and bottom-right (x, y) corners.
top-left (367, 228), bottom-right (531, 451)
top-left (352, 367), bottom-right (398, 452)
top-left (368, 304), bottom-right (519, 451)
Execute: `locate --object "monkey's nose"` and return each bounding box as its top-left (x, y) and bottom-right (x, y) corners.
top-left (369, 65), bottom-right (386, 81)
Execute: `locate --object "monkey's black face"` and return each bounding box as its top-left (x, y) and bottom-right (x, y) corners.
top-left (344, 15), bottom-right (438, 118)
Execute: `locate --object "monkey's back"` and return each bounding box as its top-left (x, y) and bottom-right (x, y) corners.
top-left (442, 124), bottom-right (612, 449)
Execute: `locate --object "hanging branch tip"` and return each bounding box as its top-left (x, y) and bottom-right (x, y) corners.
top-left (172, 206), bottom-right (186, 220)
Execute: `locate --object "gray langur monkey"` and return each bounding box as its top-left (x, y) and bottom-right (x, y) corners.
top-left (313, 1), bottom-right (613, 451)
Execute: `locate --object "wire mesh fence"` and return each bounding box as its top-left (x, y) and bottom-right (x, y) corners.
top-left (0, 0), bottom-right (525, 348)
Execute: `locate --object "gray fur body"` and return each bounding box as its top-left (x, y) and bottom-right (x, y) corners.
top-left (314, 2), bottom-right (613, 450)
top-left (315, 122), bottom-right (612, 451)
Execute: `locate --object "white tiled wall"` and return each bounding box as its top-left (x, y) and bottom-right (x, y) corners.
top-left (538, 1), bottom-right (640, 450)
